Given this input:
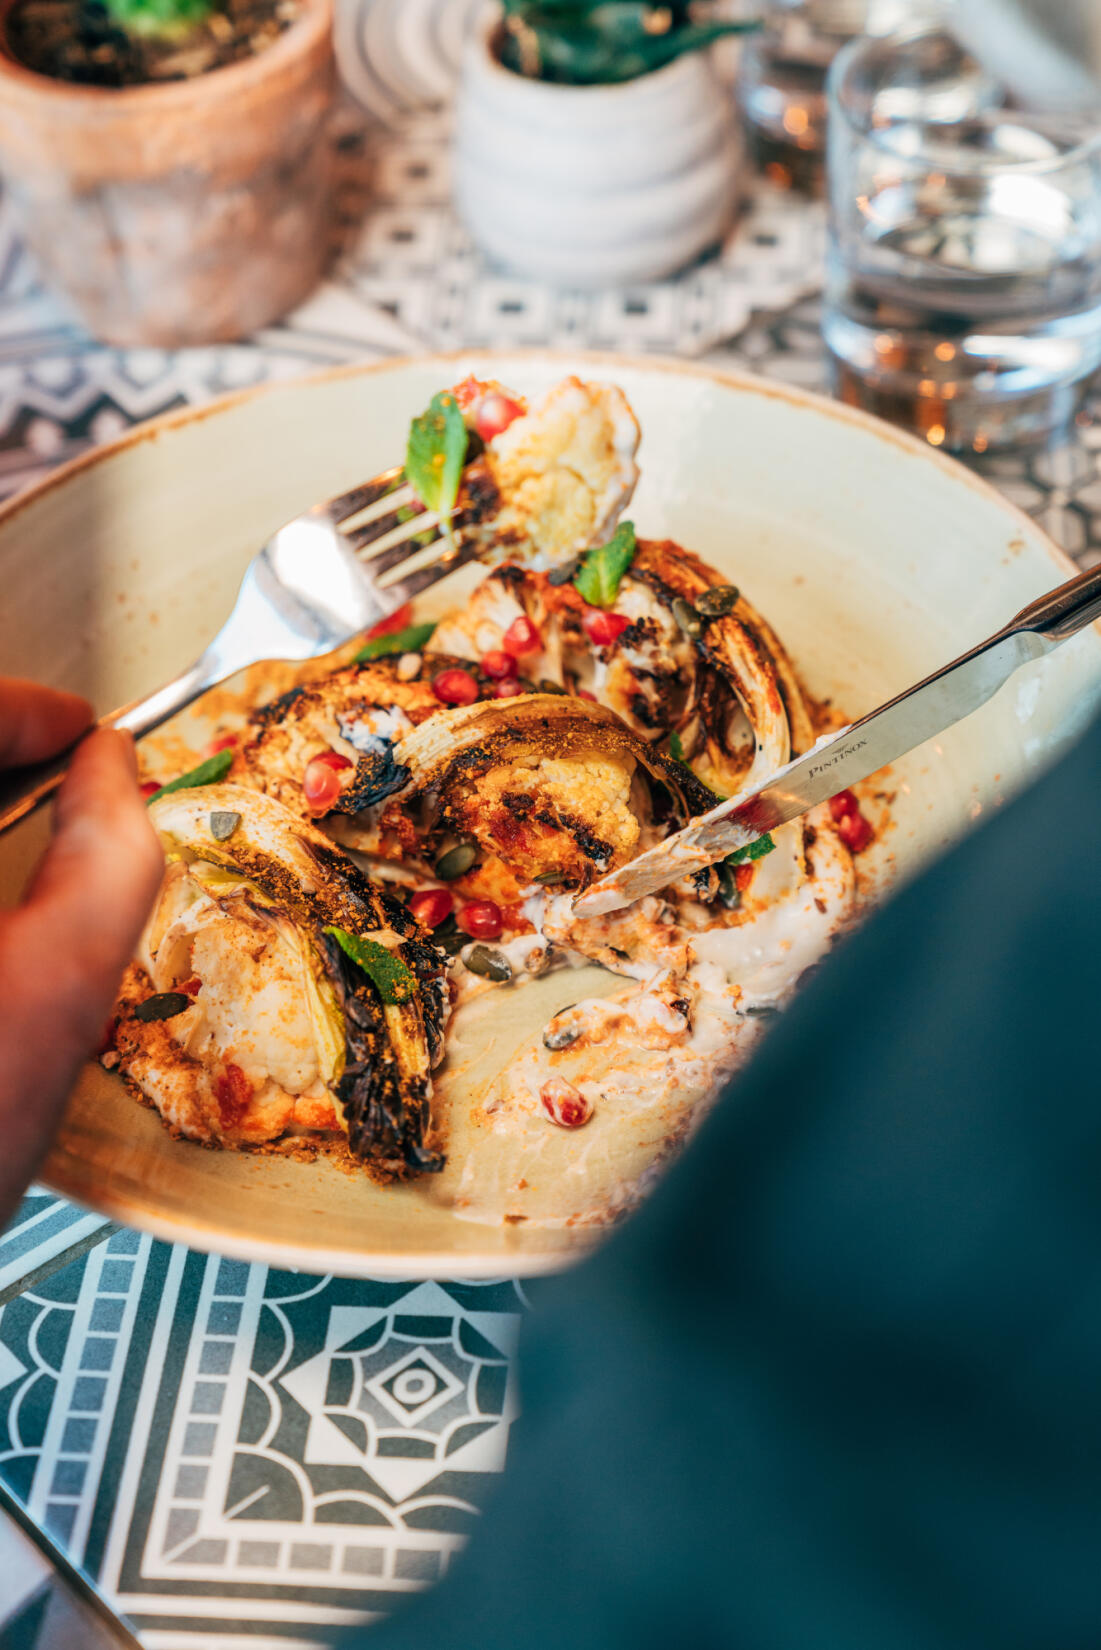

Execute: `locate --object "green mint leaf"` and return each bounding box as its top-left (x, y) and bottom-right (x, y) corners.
top-left (324, 927), bottom-right (419, 1006)
top-left (355, 622), bottom-right (437, 663)
top-left (573, 521), bottom-right (637, 608)
top-left (725, 833), bottom-right (776, 868)
top-left (405, 391), bottom-right (469, 516)
top-left (147, 748), bottom-right (234, 805)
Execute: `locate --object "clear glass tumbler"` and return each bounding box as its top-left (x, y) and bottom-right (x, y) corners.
top-left (823, 27), bottom-right (1101, 451)
top-left (736, 0), bottom-right (942, 194)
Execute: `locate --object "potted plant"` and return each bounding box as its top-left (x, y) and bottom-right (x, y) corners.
top-left (0, 0), bottom-right (334, 346)
top-left (455, 1), bottom-right (758, 288)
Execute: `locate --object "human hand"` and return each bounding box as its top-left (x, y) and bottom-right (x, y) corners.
top-left (0, 680), bottom-right (163, 1219)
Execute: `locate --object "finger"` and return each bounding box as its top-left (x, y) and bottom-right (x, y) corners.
top-left (10, 728), bottom-right (164, 1056)
top-left (0, 677), bottom-right (92, 769)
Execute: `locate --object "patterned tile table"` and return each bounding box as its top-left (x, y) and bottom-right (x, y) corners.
top-left (1, 3), bottom-right (1100, 1645)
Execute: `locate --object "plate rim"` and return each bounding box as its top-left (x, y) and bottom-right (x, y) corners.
top-left (6, 346), bottom-right (1090, 1273)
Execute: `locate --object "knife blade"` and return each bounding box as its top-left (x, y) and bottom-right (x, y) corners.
top-left (573, 561), bottom-right (1101, 918)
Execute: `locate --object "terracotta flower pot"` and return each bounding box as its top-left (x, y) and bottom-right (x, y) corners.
top-left (0, 0), bottom-right (335, 347)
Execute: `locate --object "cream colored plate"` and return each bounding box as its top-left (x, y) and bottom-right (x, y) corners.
top-left (1, 352), bottom-right (1098, 1276)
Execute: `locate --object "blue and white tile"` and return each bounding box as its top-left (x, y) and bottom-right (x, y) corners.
top-left (0, 1234), bottom-right (526, 1647)
top-left (0, 1192), bottom-right (112, 1308)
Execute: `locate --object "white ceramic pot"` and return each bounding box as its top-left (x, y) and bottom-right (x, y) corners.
top-left (453, 7), bottom-right (743, 287)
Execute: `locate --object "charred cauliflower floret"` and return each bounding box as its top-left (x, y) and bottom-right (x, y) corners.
top-left (392, 695), bottom-right (714, 893)
top-left (442, 375), bottom-right (640, 564)
top-left (107, 785), bottom-right (450, 1177)
top-left (237, 654), bottom-right (533, 861)
top-left (429, 537), bottom-right (815, 798)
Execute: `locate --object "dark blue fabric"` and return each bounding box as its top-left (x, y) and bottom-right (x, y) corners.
top-left (354, 714), bottom-right (1101, 1649)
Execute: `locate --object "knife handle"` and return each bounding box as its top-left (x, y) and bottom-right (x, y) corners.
top-left (1010, 563), bottom-right (1101, 645)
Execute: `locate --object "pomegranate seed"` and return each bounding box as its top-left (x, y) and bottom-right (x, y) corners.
top-left (577, 688), bottom-right (598, 702)
top-left (582, 608), bottom-right (630, 647)
top-left (433, 668), bottom-right (480, 705)
top-left (494, 678), bottom-right (523, 698)
top-left (838, 809), bottom-right (874, 854)
top-left (734, 863), bottom-right (755, 893)
top-left (540, 1077), bottom-right (593, 1130)
top-left (179, 975), bottom-right (203, 997)
top-left (364, 601), bottom-right (413, 642)
top-left (408, 888), bottom-right (454, 929)
top-left (457, 899), bottom-right (504, 941)
top-left (203, 732), bottom-right (237, 759)
top-left (481, 649), bottom-right (513, 679)
top-left (140, 780), bottom-right (161, 799)
top-left (502, 615), bottom-right (541, 657)
top-left (303, 752), bottom-right (353, 812)
top-left (475, 393), bottom-right (525, 443)
top-left (215, 1063), bottom-right (252, 1128)
top-left (829, 789), bottom-right (859, 821)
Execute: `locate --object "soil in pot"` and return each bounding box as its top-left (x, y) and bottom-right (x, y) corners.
top-left (4, 0), bottom-right (302, 86)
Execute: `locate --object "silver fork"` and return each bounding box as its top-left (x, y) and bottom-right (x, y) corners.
top-left (0, 467), bottom-right (475, 834)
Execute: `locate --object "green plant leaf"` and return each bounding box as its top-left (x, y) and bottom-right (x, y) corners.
top-left (725, 833), bottom-right (776, 867)
top-left (498, 3), bottom-right (756, 84)
top-left (405, 391), bottom-right (469, 516)
top-left (355, 621), bottom-right (437, 663)
top-left (324, 927), bottom-right (419, 1005)
top-left (104, 0), bottom-right (212, 39)
top-left (147, 748), bottom-right (234, 805)
top-left (573, 521), bottom-right (637, 608)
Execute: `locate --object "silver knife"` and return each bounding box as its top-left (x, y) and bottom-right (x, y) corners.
top-left (574, 561), bottom-right (1101, 918)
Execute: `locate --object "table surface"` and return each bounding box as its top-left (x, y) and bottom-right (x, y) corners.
top-left (1, 4), bottom-right (1100, 1646)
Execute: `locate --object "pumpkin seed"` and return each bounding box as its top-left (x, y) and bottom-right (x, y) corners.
top-left (697, 584), bottom-right (740, 618)
top-left (534, 870), bottom-right (566, 885)
top-left (434, 841), bottom-right (476, 880)
top-left (464, 944), bottom-right (513, 982)
top-left (672, 597), bottom-right (702, 638)
top-left (209, 810), bottom-right (241, 842)
top-left (538, 679), bottom-right (567, 695)
top-left (434, 914), bottom-right (467, 956)
top-left (542, 1020), bottom-right (579, 1050)
top-left (133, 992), bottom-right (192, 1023)
top-left (548, 557), bottom-right (581, 587)
top-left (716, 863), bottom-right (741, 910)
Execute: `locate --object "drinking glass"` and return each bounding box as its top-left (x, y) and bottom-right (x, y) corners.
top-left (736, 0), bottom-right (941, 194)
top-left (823, 27), bottom-right (1101, 451)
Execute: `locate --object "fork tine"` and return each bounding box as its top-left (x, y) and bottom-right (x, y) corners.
top-left (383, 539), bottom-right (482, 606)
top-left (325, 466), bottom-right (407, 524)
top-left (340, 490), bottom-right (425, 555)
top-left (348, 508), bottom-right (444, 561)
top-left (361, 525), bottom-right (446, 577)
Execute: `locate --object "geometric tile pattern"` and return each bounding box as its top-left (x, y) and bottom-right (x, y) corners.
top-left (0, 1192), bottom-right (113, 1308)
top-left (0, 1234), bottom-right (525, 1647)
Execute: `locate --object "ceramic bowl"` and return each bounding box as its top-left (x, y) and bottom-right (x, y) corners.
top-left (1, 351), bottom-right (1098, 1276)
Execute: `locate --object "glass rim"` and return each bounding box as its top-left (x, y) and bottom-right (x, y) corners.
top-left (828, 24), bottom-right (1101, 175)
